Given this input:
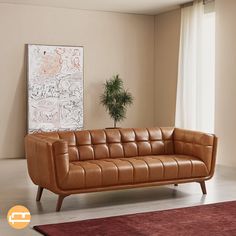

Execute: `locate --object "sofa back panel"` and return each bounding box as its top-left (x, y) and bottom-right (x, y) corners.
top-left (120, 128), bottom-right (136, 142)
top-left (138, 142), bottom-right (152, 156)
top-left (164, 140), bottom-right (174, 154)
top-left (109, 143), bottom-right (124, 158)
top-left (134, 128), bottom-right (152, 156)
top-left (90, 130), bottom-right (106, 144)
top-left (148, 127), bottom-right (162, 140)
top-left (93, 144), bottom-right (109, 159)
top-left (151, 141), bottom-right (165, 154)
top-left (78, 146), bottom-right (94, 161)
top-left (105, 129), bottom-right (121, 143)
top-left (161, 127), bottom-right (175, 154)
top-left (123, 142), bottom-right (138, 157)
top-left (34, 127), bottom-right (174, 161)
top-left (75, 131), bottom-right (91, 145)
top-left (135, 128), bottom-right (149, 141)
top-left (161, 127), bottom-right (175, 140)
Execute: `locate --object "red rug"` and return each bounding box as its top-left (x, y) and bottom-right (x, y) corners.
top-left (34, 201), bottom-right (236, 236)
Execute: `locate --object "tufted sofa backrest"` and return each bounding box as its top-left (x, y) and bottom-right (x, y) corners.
top-left (34, 127), bottom-right (174, 161)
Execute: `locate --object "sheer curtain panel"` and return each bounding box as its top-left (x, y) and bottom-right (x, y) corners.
top-left (175, 0), bottom-right (215, 133)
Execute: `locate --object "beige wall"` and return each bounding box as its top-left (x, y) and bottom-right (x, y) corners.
top-left (154, 9), bottom-right (181, 127)
top-left (0, 4), bottom-right (155, 158)
top-left (4, 1), bottom-right (233, 167)
top-left (215, 0), bottom-right (236, 167)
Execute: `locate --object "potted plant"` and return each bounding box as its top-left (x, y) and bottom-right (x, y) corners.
top-left (100, 74), bottom-right (134, 128)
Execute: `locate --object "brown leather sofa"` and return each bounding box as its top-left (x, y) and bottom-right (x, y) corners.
top-left (25, 127), bottom-right (217, 211)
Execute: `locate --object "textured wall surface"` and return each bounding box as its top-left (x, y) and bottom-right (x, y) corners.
top-left (154, 9), bottom-right (181, 127)
top-left (215, 0), bottom-right (236, 167)
top-left (0, 4), bottom-right (154, 158)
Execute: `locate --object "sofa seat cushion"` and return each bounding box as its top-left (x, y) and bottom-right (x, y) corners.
top-left (59, 155), bottom-right (208, 190)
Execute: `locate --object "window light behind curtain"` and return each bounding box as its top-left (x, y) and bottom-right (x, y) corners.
top-left (175, 0), bottom-right (215, 133)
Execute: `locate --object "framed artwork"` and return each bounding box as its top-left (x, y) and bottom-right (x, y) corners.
top-left (27, 44), bottom-right (84, 133)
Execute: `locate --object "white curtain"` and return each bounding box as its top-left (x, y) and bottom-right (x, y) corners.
top-left (175, 0), bottom-right (215, 133)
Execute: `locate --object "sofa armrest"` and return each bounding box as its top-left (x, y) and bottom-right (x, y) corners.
top-left (25, 135), bottom-right (69, 192)
top-left (173, 128), bottom-right (218, 176)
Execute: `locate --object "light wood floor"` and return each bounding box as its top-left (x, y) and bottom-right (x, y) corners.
top-left (0, 159), bottom-right (236, 236)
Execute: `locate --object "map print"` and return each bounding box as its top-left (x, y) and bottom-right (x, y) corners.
top-left (27, 44), bottom-right (83, 133)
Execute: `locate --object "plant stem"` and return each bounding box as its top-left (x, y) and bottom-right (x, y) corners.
top-left (114, 120), bottom-right (116, 128)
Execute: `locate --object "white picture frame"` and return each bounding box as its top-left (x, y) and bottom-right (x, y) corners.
top-left (27, 44), bottom-right (84, 133)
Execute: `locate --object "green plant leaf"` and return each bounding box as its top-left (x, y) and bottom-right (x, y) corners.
top-left (100, 74), bottom-right (134, 127)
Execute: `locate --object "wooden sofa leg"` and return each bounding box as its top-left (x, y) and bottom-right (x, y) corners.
top-left (199, 181), bottom-right (207, 194)
top-left (56, 195), bottom-right (67, 212)
top-left (36, 186), bottom-right (44, 201)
